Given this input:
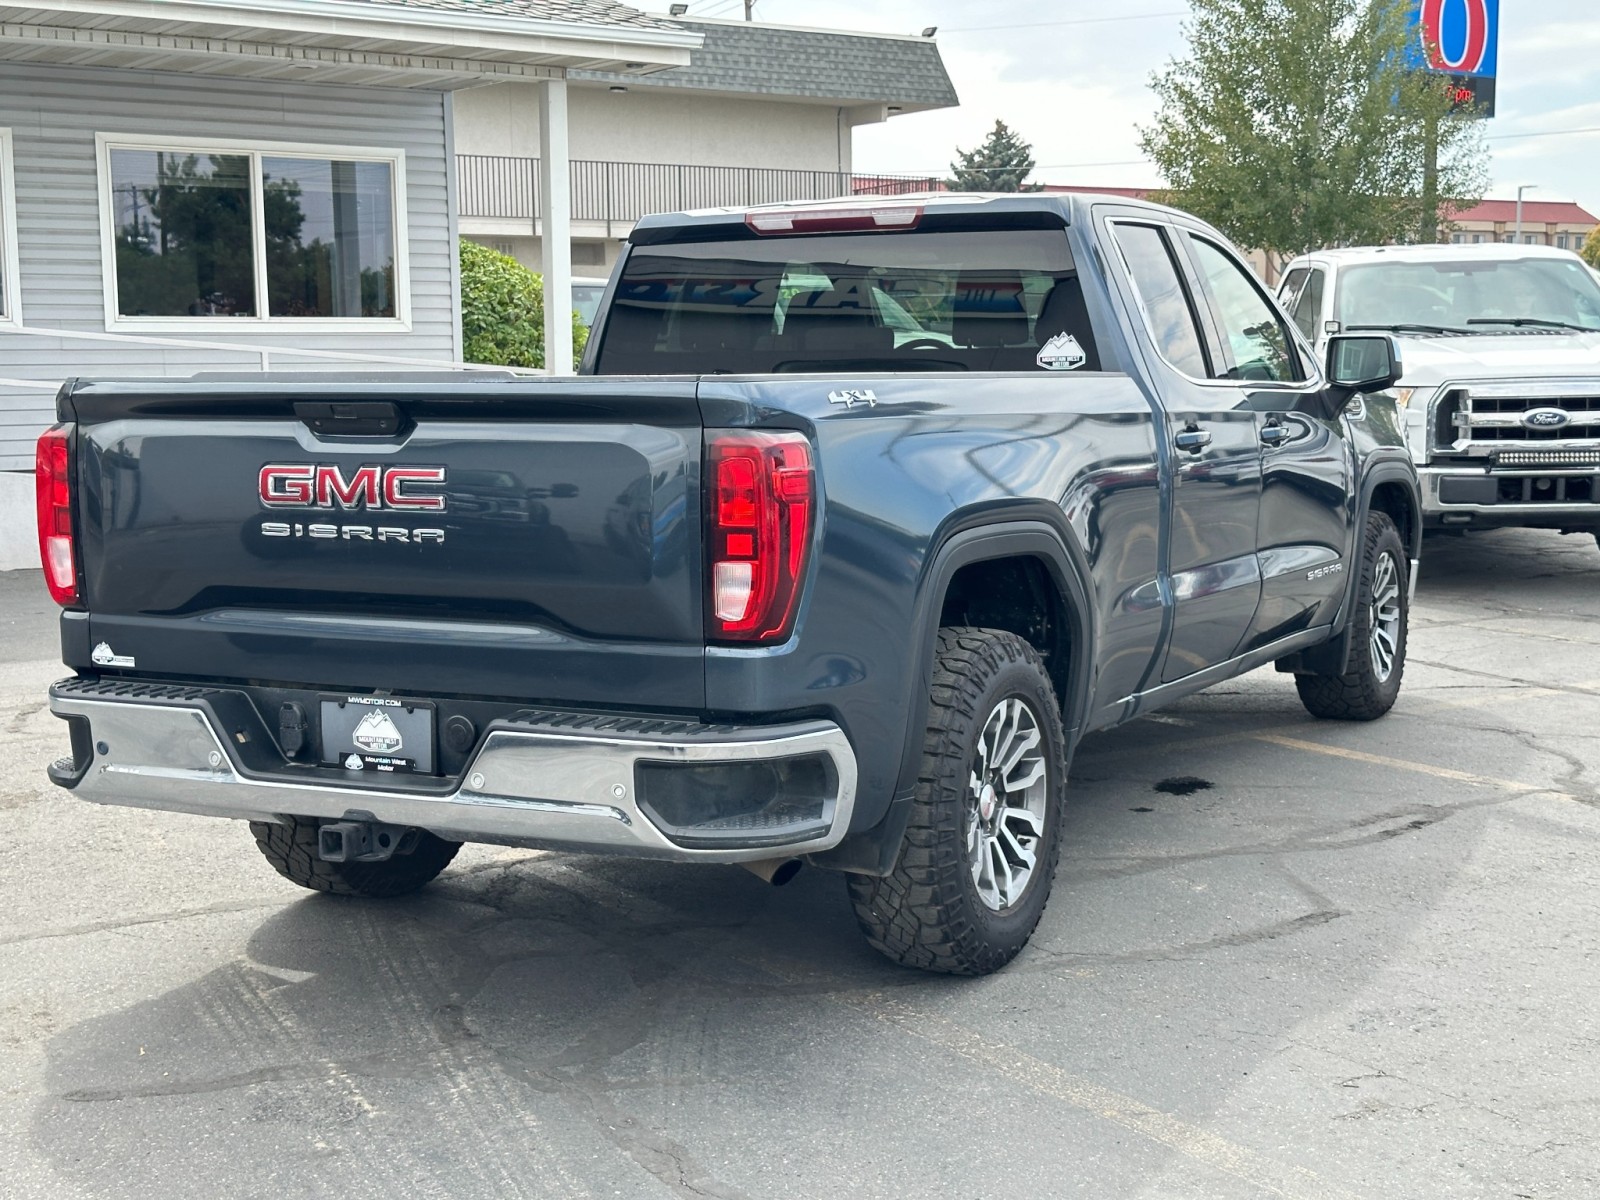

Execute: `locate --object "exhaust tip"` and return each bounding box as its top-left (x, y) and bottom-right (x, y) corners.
top-left (740, 857), bottom-right (803, 887)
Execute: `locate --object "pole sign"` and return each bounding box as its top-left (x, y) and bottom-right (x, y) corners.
top-left (1406, 0), bottom-right (1499, 117)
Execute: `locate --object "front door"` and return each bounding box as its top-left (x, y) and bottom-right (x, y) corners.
top-left (1177, 233), bottom-right (1351, 652)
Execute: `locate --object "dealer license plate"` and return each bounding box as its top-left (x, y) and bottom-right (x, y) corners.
top-left (320, 696), bottom-right (436, 775)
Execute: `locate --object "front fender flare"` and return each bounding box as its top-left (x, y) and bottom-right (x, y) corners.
top-left (1281, 456), bottom-right (1420, 678)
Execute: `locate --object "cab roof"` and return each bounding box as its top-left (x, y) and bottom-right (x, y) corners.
top-left (627, 190), bottom-right (1203, 244)
top-left (1290, 243), bottom-right (1585, 267)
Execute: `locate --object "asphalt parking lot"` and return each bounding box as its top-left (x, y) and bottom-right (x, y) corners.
top-left (1, 528), bottom-right (1596, 1200)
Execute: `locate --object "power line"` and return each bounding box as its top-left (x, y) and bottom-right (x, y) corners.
top-left (882, 160), bottom-right (1150, 172)
top-left (939, 11), bottom-right (1187, 34)
top-left (1485, 125), bottom-right (1600, 142)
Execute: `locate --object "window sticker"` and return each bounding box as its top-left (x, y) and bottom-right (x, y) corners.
top-left (1037, 331), bottom-right (1087, 370)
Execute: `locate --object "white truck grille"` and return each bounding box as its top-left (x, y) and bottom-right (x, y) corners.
top-left (1434, 384), bottom-right (1600, 456)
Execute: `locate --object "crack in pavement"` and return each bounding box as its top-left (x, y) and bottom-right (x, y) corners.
top-left (1061, 803), bottom-right (1480, 884)
top-left (1409, 658), bottom-right (1600, 698)
top-left (1017, 909), bottom-right (1349, 972)
top-left (57, 1051), bottom-right (422, 1102)
top-left (0, 898), bottom-right (288, 948)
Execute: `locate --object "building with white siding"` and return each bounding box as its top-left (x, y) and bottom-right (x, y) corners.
top-left (453, 17), bottom-right (958, 273)
top-left (0, 3), bottom-right (959, 572)
top-left (0, 0), bottom-right (701, 566)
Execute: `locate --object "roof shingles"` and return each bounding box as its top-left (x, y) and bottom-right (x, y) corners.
top-left (577, 18), bottom-right (958, 107)
top-left (345, 0), bottom-right (684, 33)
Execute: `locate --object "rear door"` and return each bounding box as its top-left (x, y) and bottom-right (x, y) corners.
top-left (67, 378), bottom-right (706, 709)
top-left (1102, 215), bottom-right (1264, 685)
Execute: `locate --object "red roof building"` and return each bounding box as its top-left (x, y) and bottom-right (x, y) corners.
top-left (1444, 198), bottom-right (1597, 249)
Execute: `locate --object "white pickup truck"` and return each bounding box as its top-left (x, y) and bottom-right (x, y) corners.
top-left (1278, 244), bottom-right (1600, 553)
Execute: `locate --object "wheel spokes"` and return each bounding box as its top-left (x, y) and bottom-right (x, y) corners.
top-left (1367, 552), bottom-right (1403, 683)
top-left (965, 695), bottom-right (1051, 912)
top-left (999, 822), bottom-right (1038, 872)
top-left (1003, 757), bottom-right (1048, 793)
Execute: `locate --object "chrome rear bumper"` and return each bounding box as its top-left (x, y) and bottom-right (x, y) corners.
top-left (49, 679), bottom-right (857, 863)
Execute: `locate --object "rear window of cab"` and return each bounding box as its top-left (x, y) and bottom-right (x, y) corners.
top-left (591, 229), bottom-right (1104, 375)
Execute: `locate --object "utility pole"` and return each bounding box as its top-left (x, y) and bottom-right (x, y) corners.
top-left (744, 0), bottom-right (754, 18)
top-left (1514, 183), bottom-right (1538, 244)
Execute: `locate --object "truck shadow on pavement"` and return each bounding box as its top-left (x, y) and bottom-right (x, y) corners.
top-left (31, 855), bottom-right (968, 1199)
top-left (28, 696), bottom-right (1492, 1200)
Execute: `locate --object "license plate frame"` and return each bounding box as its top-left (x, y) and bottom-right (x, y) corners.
top-left (319, 695), bottom-right (436, 776)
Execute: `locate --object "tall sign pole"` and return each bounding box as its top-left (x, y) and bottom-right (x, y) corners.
top-left (1407, 0), bottom-right (1498, 242)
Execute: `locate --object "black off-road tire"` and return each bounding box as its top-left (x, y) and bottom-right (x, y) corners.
top-left (847, 627), bottom-right (1067, 976)
top-left (1295, 512), bottom-right (1408, 721)
top-left (249, 817), bottom-right (460, 898)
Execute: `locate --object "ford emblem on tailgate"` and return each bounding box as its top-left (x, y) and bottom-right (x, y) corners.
top-left (1522, 407), bottom-right (1571, 429)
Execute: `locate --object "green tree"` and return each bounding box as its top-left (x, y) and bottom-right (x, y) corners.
top-left (949, 120), bottom-right (1040, 192)
top-left (1580, 226), bottom-right (1600, 271)
top-left (1140, 0), bottom-right (1488, 271)
top-left (459, 239), bottom-right (588, 371)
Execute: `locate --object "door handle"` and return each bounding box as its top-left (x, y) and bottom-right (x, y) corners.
top-left (1174, 427), bottom-right (1212, 454)
top-left (1259, 420), bottom-right (1292, 446)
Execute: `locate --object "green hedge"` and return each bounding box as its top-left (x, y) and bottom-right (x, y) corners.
top-left (459, 238), bottom-right (590, 370)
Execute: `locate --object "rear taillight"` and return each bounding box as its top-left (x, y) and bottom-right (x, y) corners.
top-left (35, 425), bottom-right (78, 607)
top-left (707, 430), bottom-right (814, 644)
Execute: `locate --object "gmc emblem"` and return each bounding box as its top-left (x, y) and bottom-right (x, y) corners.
top-left (259, 464), bottom-right (448, 512)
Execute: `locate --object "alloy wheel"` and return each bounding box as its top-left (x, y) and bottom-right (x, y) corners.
top-left (966, 696), bottom-right (1050, 911)
top-left (1369, 551), bottom-right (1402, 683)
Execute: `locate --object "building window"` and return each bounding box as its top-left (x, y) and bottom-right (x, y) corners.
top-left (0, 128), bottom-right (19, 327)
top-left (98, 136), bottom-right (407, 328)
top-left (1523, 234), bottom-right (1541, 245)
top-left (1472, 234), bottom-right (1485, 244)
top-left (1451, 233), bottom-right (1466, 244)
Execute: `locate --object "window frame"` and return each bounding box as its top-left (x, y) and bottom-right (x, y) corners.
top-left (1277, 266), bottom-right (1310, 311)
top-left (1290, 267), bottom-right (1326, 342)
top-left (1176, 230), bottom-right (1311, 388)
top-left (0, 128), bottom-right (21, 329)
top-left (1104, 218), bottom-right (1220, 384)
top-left (95, 132), bottom-right (411, 333)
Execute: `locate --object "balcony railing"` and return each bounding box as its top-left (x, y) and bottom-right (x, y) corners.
top-left (456, 155), bottom-right (941, 226)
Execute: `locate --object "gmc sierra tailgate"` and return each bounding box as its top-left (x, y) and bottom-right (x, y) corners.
top-left (62, 377), bottom-right (706, 710)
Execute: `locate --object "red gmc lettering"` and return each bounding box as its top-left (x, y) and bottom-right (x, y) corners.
top-left (259, 464), bottom-right (315, 507)
top-left (315, 465), bottom-right (380, 509)
top-left (383, 468), bottom-right (448, 511)
top-left (258, 464), bottom-right (447, 511)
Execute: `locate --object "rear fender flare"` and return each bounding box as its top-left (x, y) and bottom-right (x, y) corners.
top-left (810, 513), bottom-right (1095, 875)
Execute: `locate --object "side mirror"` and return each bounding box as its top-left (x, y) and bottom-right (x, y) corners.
top-left (1325, 334), bottom-right (1403, 394)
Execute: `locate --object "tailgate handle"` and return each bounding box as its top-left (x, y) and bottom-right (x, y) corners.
top-left (294, 401), bottom-right (403, 438)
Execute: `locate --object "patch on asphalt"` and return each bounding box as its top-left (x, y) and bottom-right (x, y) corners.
top-left (1153, 776), bottom-right (1213, 796)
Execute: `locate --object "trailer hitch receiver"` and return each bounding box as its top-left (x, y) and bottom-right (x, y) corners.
top-left (316, 816), bottom-right (419, 863)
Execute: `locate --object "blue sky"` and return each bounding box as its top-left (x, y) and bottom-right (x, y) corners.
top-left (678, 0), bottom-right (1600, 210)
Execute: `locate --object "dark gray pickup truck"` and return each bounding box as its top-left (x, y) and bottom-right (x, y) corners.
top-left (40, 193), bottom-right (1421, 974)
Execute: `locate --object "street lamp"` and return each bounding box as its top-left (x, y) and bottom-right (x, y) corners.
top-left (1514, 184), bottom-right (1539, 245)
